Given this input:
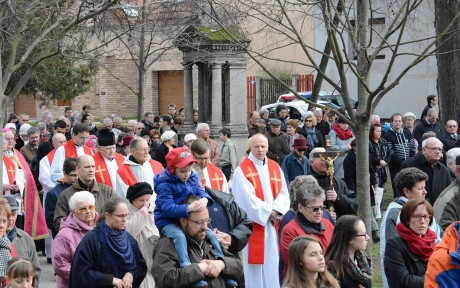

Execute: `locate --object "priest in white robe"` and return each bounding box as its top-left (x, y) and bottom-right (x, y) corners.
top-left (231, 134), bottom-right (290, 288)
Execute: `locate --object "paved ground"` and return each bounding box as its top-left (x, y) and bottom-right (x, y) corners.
top-left (37, 254), bottom-right (56, 288)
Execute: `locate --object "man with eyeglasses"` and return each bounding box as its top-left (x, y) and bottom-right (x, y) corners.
top-left (384, 113), bottom-right (417, 197)
top-left (50, 122), bottom-right (93, 185)
top-left (247, 111), bottom-right (265, 138)
top-left (191, 139), bottom-right (229, 193)
top-left (307, 147), bottom-right (358, 219)
top-left (401, 137), bottom-right (452, 204)
top-left (380, 167), bottom-right (442, 288)
top-left (153, 195), bottom-right (243, 288)
top-left (115, 137), bottom-right (163, 198)
top-left (54, 154), bottom-right (114, 232)
top-left (92, 129), bottom-right (125, 191)
top-left (440, 120), bottom-right (460, 154)
top-left (281, 137), bottom-right (309, 186)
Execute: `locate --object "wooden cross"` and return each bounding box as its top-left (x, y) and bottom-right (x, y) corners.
top-left (95, 165), bottom-right (107, 183)
top-left (7, 166), bottom-right (15, 182)
top-left (210, 173), bottom-right (223, 191)
top-left (245, 167), bottom-right (258, 189)
top-left (270, 170), bottom-right (281, 195)
top-left (312, 151), bottom-right (345, 212)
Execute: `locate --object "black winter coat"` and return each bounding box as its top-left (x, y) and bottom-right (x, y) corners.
top-left (400, 152), bottom-right (452, 204)
top-left (205, 186), bottom-right (253, 255)
top-left (384, 235), bottom-right (426, 288)
top-left (369, 138), bottom-right (392, 186)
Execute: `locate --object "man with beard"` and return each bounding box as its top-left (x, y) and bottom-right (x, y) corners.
top-left (20, 127), bottom-right (40, 163)
top-left (152, 195), bottom-right (243, 288)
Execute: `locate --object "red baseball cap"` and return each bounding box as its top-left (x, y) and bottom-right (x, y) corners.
top-left (166, 147), bottom-right (197, 173)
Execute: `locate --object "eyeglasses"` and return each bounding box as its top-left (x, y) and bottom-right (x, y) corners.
top-left (78, 205), bottom-right (95, 213)
top-left (305, 120), bottom-right (312, 123)
top-left (425, 147), bottom-right (443, 153)
top-left (303, 205), bottom-right (326, 212)
top-left (112, 213), bottom-right (132, 220)
top-left (186, 218), bottom-right (212, 226)
top-left (297, 148), bottom-right (307, 152)
top-left (152, 137), bottom-right (160, 139)
top-left (412, 214), bottom-right (432, 222)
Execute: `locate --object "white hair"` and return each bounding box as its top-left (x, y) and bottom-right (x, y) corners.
top-left (196, 122), bottom-right (209, 133)
top-left (103, 118), bottom-right (113, 126)
top-left (127, 119), bottom-right (137, 126)
top-left (447, 148), bottom-right (460, 166)
top-left (421, 137), bottom-right (442, 149)
top-left (69, 191), bottom-right (96, 211)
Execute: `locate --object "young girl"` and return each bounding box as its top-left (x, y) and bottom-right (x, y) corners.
top-left (5, 257), bottom-right (35, 288)
top-left (282, 236), bottom-right (339, 288)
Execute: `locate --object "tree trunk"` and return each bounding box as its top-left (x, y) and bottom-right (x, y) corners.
top-left (435, 1), bottom-right (460, 124)
top-left (137, 0), bottom-right (147, 120)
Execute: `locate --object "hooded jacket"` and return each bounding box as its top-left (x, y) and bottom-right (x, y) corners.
top-left (425, 221), bottom-right (460, 288)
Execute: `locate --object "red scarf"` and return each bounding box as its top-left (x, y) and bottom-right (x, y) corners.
top-left (333, 124), bottom-right (353, 140)
top-left (396, 223), bottom-right (436, 261)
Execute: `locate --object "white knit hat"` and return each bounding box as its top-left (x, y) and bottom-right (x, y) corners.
top-left (161, 130), bottom-right (176, 142)
top-left (184, 133), bottom-right (197, 143)
top-left (4, 123), bottom-right (16, 131)
top-left (19, 124), bottom-right (32, 136)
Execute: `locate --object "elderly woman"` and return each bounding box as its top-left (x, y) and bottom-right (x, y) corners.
top-left (329, 117), bottom-right (354, 179)
top-left (0, 198), bottom-right (15, 287)
top-left (403, 112), bottom-right (416, 136)
top-left (384, 199), bottom-right (436, 288)
top-left (125, 183), bottom-right (159, 288)
top-left (70, 196), bottom-right (147, 288)
top-left (285, 119), bottom-right (301, 151)
top-left (298, 113), bottom-right (324, 156)
top-left (259, 108), bottom-right (270, 132)
top-left (52, 191), bottom-right (98, 288)
top-left (153, 130), bottom-right (177, 167)
top-left (280, 177), bottom-right (334, 279)
top-left (325, 215), bottom-right (372, 288)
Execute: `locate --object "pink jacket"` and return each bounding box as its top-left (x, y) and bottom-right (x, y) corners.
top-left (51, 212), bottom-right (98, 288)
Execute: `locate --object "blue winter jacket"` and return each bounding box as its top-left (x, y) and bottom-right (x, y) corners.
top-left (154, 170), bottom-right (213, 229)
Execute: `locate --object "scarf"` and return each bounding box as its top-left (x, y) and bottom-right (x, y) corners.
top-left (333, 124), bottom-right (353, 140)
top-left (6, 226), bottom-right (16, 242)
top-left (0, 236), bottom-right (12, 279)
top-left (295, 211), bottom-right (323, 233)
top-left (396, 223), bottom-right (436, 261)
top-left (97, 222), bottom-right (136, 271)
top-left (304, 127), bottom-right (319, 148)
top-left (343, 250), bottom-right (372, 285)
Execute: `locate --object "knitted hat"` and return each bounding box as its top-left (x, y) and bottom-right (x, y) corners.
top-left (166, 147), bottom-right (197, 173)
top-left (161, 130), bottom-right (176, 142)
top-left (4, 123), bottom-right (16, 131)
top-left (97, 128), bottom-right (115, 146)
top-left (403, 112), bottom-right (417, 120)
top-left (126, 182), bottom-right (153, 203)
top-left (184, 133), bottom-right (197, 143)
top-left (19, 124), bottom-right (32, 136)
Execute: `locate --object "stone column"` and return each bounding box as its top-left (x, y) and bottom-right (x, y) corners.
top-left (211, 63), bottom-right (222, 136)
top-left (183, 62), bottom-right (194, 134)
top-left (227, 61), bottom-right (249, 160)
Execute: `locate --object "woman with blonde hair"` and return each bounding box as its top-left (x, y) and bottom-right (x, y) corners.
top-left (285, 119), bottom-right (301, 151)
top-left (282, 235), bottom-right (339, 288)
top-left (298, 113), bottom-right (324, 156)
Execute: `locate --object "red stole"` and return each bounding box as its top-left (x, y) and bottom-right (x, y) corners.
top-left (206, 162), bottom-right (225, 191)
top-left (64, 139), bottom-right (93, 158)
top-left (12, 149), bottom-right (48, 240)
top-left (118, 159), bottom-right (164, 186)
top-left (93, 152), bottom-right (125, 187)
top-left (46, 148), bottom-right (57, 164)
top-left (3, 156), bottom-right (16, 195)
top-left (239, 157), bottom-right (282, 264)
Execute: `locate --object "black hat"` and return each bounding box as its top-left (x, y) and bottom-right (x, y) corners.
top-left (1, 195), bottom-right (19, 211)
top-left (140, 129), bottom-right (150, 138)
top-left (126, 182), bottom-right (153, 203)
top-left (98, 128), bottom-right (115, 146)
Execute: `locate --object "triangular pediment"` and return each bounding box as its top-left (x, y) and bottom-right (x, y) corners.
top-left (174, 25), bottom-right (249, 51)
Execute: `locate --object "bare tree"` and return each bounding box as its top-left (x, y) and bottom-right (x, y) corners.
top-left (0, 0), bottom-right (120, 187)
top-left (101, 0), bottom-right (196, 119)
top-left (205, 0), bottom-right (460, 253)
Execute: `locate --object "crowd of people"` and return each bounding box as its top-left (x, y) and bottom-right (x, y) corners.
top-left (1, 94), bottom-right (460, 287)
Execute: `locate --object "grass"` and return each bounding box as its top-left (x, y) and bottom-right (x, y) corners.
top-left (371, 181), bottom-right (395, 288)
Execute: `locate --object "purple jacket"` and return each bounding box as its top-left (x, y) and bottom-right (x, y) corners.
top-left (51, 212), bottom-right (98, 288)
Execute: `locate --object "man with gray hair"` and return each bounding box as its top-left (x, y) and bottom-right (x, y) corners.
top-left (115, 137), bottom-right (163, 197)
top-left (445, 148), bottom-right (460, 177)
top-left (42, 111), bottom-right (54, 136)
top-left (113, 116), bottom-right (124, 131)
top-left (247, 111), bottom-right (265, 138)
top-left (440, 120), bottom-right (460, 154)
top-left (20, 127), bottom-right (40, 163)
top-left (196, 123), bottom-right (221, 166)
top-left (401, 137), bottom-right (452, 204)
top-left (413, 108), bottom-right (442, 149)
top-left (102, 118), bottom-right (113, 130)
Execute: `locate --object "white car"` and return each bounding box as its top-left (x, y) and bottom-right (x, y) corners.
top-left (260, 99), bottom-right (329, 122)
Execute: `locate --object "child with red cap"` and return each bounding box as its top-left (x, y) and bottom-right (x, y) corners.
top-left (154, 147), bottom-right (236, 287)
